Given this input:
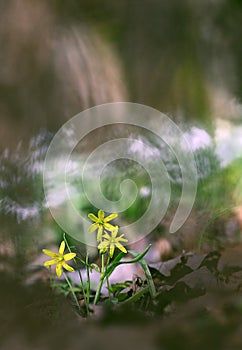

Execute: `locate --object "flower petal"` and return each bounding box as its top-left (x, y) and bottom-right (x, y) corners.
top-left (98, 209), bottom-right (104, 220)
top-left (111, 226), bottom-right (119, 237)
top-left (59, 241), bottom-right (65, 255)
top-left (88, 223), bottom-right (98, 233)
top-left (104, 213), bottom-right (118, 222)
top-left (44, 259), bottom-right (58, 266)
top-left (98, 240), bottom-right (109, 250)
top-left (102, 233), bottom-right (111, 240)
top-left (103, 223), bottom-right (116, 231)
top-left (64, 253), bottom-right (76, 261)
top-left (88, 213), bottom-right (98, 222)
top-left (42, 249), bottom-right (58, 258)
top-left (97, 226), bottom-right (103, 242)
top-left (117, 236), bottom-right (128, 243)
top-left (56, 263), bottom-right (63, 278)
top-left (63, 263), bottom-right (75, 272)
top-left (109, 243), bottom-right (115, 257)
top-left (115, 242), bottom-right (127, 254)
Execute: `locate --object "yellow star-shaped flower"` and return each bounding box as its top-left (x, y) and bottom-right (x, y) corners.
top-left (88, 209), bottom-right (118, 242)
top-left (97, 226), bottom-right (128, 258)
top-left (42, 241), bottom-right (76, 278)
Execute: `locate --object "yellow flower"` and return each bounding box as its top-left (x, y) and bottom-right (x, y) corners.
top-left (97, 226), bottom-right (128, 258)
top-left (88, 209), bottom-right (118, 242)
top-left (42, 241), bottom-right (76, 278)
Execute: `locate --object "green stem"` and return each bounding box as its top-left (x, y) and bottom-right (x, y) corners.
top-left (49, 267), bottom-right (53, 286)
top-left (63, 272), bottom-right (80, 312)
top-left (63, 233), bottom-right (89, 316)
top-left (105, 255), bottom-right (111, 301)
top-left (94, 253), bottom-right (105, 305)
top-left (101, 253), bottom-right (105, 273)
top-left (86, 253), bottom-right (90, 313)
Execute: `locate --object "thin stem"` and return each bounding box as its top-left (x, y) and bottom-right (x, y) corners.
top-left (106, 278), bottom-right (111, 300)
top-left (86, 253), bottom-right (90, 313)
top-left (63, 233), bottom-right (89, 315)
top-left (101, 253), bottom-right (105, 274)
top-left (94, 253), bottom-right (106, 305)
top-left (63, 272), bottom-right (80, 312)
top-left (94, 274), bottom-right (105, 305)
top-left (49, 267), bottom-right (53, 286)
top-left (105, 255), bottom-right (111, 301)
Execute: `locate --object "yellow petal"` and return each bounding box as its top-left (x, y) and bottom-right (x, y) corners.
top-left (117, 236), bottom-right (128, 243)
top-left (97, 226), bottom-right (103, 242)
top-left (59, 241), bottom-right (65, 255)
top-left (111, 226), bottom-right (119, 237)
top-left (104, 223), bottom-right (116, 231)
top-left (88, 213), bottom-right (98, 222)
top-left (104, 213), bottom-right (118, 222)
top-left (88, 223), bottom-right (98, 233)
top-left (44, 259), bottom-right (58, 266)
top-left (63, 263), bottom-right (75, 272)
top-left (98, 240), bottom-right (109, 250)
top-left (56, 263), bottom-right (63, 278)
top-left (115, 242), bottom-right (127, 254)
top-left (102, 232), bottom-right (111, 240)
top-left (64, 253), bottom-right (76, 261)
top-left (42, 249), bottom-right (58, 258)
top-left (98, 209), bottom-right (104, 219)
top-left (109, 243), bottom-right (115, 257)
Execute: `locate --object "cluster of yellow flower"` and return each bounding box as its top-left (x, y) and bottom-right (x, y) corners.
top-left (88, 209), bottom-right (128, 258)
top-left (42, 210), bottom-right (128, 278)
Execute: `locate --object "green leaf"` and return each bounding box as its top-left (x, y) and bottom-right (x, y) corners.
top-left (128, 250), bottom-right (156, 299)
top-left (108, 281), bottom-right (132, 295)
top-left (121, 286), bottom-right (150, 304)
top-left (104, 297), bottom-right (119, 305)
top-left (105, 244), bottom-right (152, 279)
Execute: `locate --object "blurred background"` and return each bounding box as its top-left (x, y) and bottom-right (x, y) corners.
top-left (1, 0), bottom-right (242, 145)
top-left (0, 0), bottom-right (242, 265)
top-left (0, 0), bottom-right (242, 348)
